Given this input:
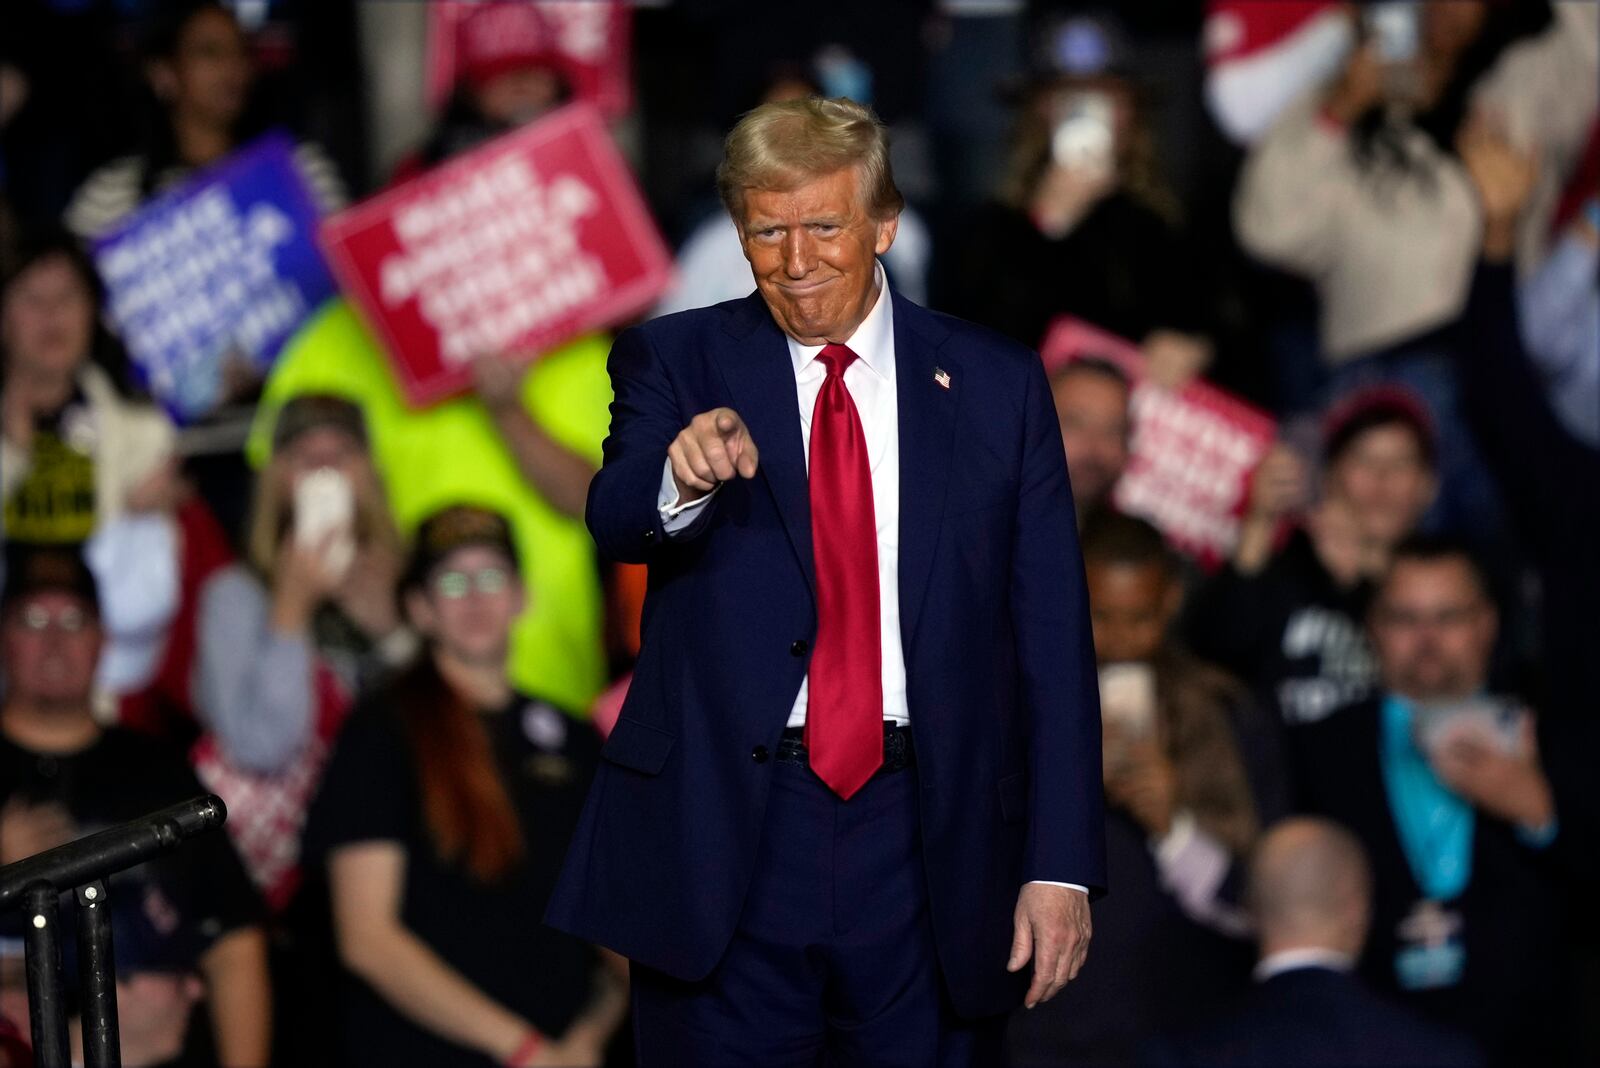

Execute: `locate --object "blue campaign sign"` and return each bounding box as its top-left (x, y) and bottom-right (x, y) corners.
top-left (92, 132), bottom-right (337, 423)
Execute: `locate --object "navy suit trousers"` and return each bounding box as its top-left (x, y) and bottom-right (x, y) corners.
top-left (630, 753), bottom-right (1003, 1067)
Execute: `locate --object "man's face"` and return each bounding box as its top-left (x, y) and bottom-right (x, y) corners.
top-left (1, 593), bottom-right (101, 707)
top-left (1325, 425), bottom-right (1436, 549)
top-left (738, 167), bottom-right (898, 346)
top-left (1085, 560), bottom-right (1177, 665)
top-left (1370, 558), bottom-right (1496, 702)
top-left (406, 545), bottom-right (524, 669)
top-left (1052, 370), bottom-right (1131, 513)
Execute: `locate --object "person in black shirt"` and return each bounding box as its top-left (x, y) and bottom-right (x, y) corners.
top-left (0, 545), bottom-right (269, 1068)
top-left (305, 505), bottom-right (625, 1068)
top-left (1185, 388), bottom-right (1439, 727)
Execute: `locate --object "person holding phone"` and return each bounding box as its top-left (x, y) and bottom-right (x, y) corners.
top-left (1010, 512), bottom-right (1272, 1066)
top-left (194, 395), bottom-right (409, 778)
top-left (306, 505), bottom-right (626, 1068)
top-left (1290, 537), bottom-right (1581, 1065)
top-left (948, 13), bottom-right (1214, 391)
top-left (158, 395), bottom-right (413, 921)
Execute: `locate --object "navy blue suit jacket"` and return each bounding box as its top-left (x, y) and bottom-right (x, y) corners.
top-left (545, 289), bottom-right (1106, 1018)
top-left (1143, 967), bottom-right (1485, 1068)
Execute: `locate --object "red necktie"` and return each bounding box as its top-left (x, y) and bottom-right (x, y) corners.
top-left (805, 343), bottom-right (883, 800)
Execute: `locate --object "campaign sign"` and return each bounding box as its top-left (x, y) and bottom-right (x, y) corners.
top-left (92, 133), bottom-right (336, 423)
top-left (320, 103), bottom-right (672, 406)
top-left (426, 0), bottom-right (632, 119)
top-left (1040, 316), bottom-right (1278, 568)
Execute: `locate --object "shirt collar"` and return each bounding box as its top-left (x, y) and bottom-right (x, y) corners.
top-left (1254, 947), bottom-right (1355, 982)
top-left (787, 261), bottom-right (895, 382)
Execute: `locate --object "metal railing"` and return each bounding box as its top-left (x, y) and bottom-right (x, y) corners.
top-left (0, 795), bottom-right (228, 1068)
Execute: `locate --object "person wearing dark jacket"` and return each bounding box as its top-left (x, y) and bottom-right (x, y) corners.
top-left (1146, 818), bottom-right (1483, 1068)
top-left (1291, 540), bottom-right (1583, 1066)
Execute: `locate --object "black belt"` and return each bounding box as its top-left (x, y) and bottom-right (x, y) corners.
top-left (777, 722), bottom-right (914, 773)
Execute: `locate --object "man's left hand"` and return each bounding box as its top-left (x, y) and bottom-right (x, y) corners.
top-left (1430, 715), bottom-right (1555, 831)
top-left (1008, 882), bottom-right (1092, 1009)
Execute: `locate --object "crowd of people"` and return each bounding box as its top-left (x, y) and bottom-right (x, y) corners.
top-left (0, 1), bottom-right (1596, 1066)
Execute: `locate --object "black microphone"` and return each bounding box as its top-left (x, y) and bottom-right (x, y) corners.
top-left (0, 795), bottom-right (228, 910)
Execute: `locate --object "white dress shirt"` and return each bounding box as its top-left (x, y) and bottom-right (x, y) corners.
top-left (657, 265), bottom-right (1085, 894)
top-left (659, 263), bottom-right (906, 729)
top-left (1253, 947), bottom-right (1355, 982)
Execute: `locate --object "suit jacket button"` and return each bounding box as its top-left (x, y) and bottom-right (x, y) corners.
top-left (643, 529), bottom-right (655, 540)
top-left (751, 745), bottom-right (769, 763)
top-left (790, 640), bottom-right (808, 657)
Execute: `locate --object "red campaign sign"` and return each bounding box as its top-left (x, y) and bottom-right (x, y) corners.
top-left (1040, 316), bottom-right (1278, 569)
top-left (426, 0), bottom-right (632, 120)
top-left (319, 103), bottom-right (672, 406)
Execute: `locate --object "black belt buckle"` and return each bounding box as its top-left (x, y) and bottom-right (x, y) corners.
top-left (776, 723), bottom-right (913, 775)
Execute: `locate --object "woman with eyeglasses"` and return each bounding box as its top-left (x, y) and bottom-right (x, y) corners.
top-left (305, 505), bottom-right (626, 1068)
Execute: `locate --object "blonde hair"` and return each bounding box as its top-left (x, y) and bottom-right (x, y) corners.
top-left (717, 96), bottom-right (904, 221)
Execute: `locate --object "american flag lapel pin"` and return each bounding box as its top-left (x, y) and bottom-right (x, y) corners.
top-left (933, 367), bottom-right (951, 390)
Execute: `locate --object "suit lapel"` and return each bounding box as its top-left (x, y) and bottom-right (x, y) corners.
top-left (893, 292), bottom-right (957, 652)
top-left (714, 293), bottom-right (816, 598)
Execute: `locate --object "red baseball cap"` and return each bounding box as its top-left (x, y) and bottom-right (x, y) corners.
top-left (456, 3), bottom-right (575, 91)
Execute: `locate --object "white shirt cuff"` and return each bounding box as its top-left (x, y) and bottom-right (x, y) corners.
top-left (1028, 881), bottom-right (1090, 895)
top-left (657, 457), bottom-right (718, 533)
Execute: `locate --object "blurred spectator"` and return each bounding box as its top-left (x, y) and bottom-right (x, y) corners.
top-left (1, 232), bottom-right (175, 544)
top-left (1515, 193), bottom-right (1599, 448)
top-left (0, 545), bottom-right (269, 1068)
top-left (1291, 538), bottom-right (1582, 1066)
top-left (392, 0), bottom-right (572, 184)
top-left (65, 894), bottom-right (208, 1068)
top-left (1050, 357), bottom-right (1131, 525)
top-left (305, 505), bottom-right (626, 1068)
top-left (1233, 1), bottom-right (1548, 364)
top-left (1452, 126), bottom-right (1600, 886)
top-left (233, 395), bottom-right (409, 718)
top-left (1009, 513), bottom-right (1265, 1066)
top-left (181, 395), bottom-right (404, 908)
top-left (652, 72), bottom-right (933, 316)
top-left (1146, 817), bottom-right (1484, 1067)
top-left (253, 311), bottom-right (611, 714)
top-left (1468, 1), bottom-right (1599, 274)
top-left (0, 230), bottom-right (187, 702)
top-left (63, 0), bottom-right (345, 242)
top-left (1185, 386), bottom-right (1438, 727)
top-left (949, 13), bottom-right (1213, 387)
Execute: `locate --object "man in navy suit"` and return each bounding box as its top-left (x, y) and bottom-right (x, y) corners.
top-left (1145, 818), bottom-right (1483, 1068)
top-left (546, 96), bottom-right (1106, 1066)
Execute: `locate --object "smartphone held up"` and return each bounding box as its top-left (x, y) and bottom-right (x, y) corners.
top-left (294, 467), bottom-right (357, 582)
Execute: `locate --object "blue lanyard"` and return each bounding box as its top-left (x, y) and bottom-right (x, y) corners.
top-left (1379, 695), bottom-right (1475, 901)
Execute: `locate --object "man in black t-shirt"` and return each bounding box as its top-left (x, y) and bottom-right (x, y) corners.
top-left (0, 545), bottom-right (269, 1068)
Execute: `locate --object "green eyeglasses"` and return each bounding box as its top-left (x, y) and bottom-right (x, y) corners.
top-left (431, 567), bottom-right (511, 599)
